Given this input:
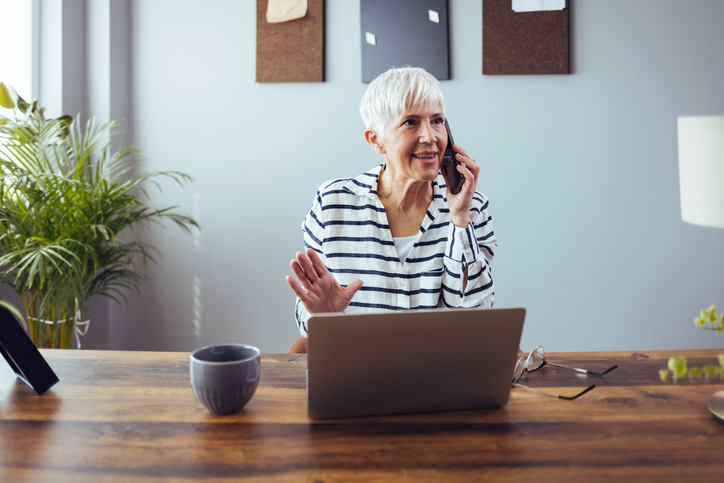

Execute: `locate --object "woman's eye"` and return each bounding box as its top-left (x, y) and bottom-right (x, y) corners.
top-left (433, 117), bottom-right (444, 124)
top-left (402, 119), bottom-right (417, 126)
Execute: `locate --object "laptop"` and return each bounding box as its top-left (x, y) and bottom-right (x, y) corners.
top-left (306, 307), bottom-right (525, 419)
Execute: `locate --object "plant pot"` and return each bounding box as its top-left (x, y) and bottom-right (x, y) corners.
top-left (24, 295), bottom-right (84, 349)
top-left (28, 317), bottom-right (75, 349)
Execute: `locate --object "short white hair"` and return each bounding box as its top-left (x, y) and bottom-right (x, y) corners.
top-left (360, 67), bottom-right (445, 143)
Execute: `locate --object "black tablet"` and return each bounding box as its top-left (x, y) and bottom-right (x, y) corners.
top-left (0, 303), bottom-right (59, 395)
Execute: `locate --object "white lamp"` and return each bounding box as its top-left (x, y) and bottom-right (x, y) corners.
top-left (678, 116), bottom-right (724, 227)
top-left (677, 116), bottom-right (724, 422)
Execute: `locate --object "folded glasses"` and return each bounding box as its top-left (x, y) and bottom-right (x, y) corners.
top-left (512, 346), bottom-right (618, 400)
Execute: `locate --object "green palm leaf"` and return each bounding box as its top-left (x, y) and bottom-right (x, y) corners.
top-left (0, 87), bottom-right (198, 348)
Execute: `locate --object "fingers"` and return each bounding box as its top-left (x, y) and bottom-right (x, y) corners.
top-left (287, 274), bottom-right (322, 314)
top-left (345, 279), bottom-right (364, 300)
top-left (289, 250), bottom-right (332, 298)
top-left (456, 165), bottom-right (478, 200)
top-left (290, 259), bottom-right (312, 291)
top-left (456, 161), bottom-right (473, 178)
top-left (287, 260), bottom-right (363, 314)
top-left (452, 145), bottom-right (479, 196)
top-left (306, 247), bottom-right (331, 277)
top-left (296, 251), bottom-right (320, 283)
top-left (453, 145), bottom-right (479, 181)
top-left (286, 275), bottom-right (308, 300)
top-left (453, 144), bottom-right (473, 161)
top-left (456, 162), bottom-right (476, 188)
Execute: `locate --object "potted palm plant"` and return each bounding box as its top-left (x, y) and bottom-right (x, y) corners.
top-left (0, 82), bottom-right (198, 349)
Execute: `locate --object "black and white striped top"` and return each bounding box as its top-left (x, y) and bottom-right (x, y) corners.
top-left (295, 164), bottom-right (497, 337)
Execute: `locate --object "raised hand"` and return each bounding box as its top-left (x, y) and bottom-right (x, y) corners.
top-left (286, 248), bottom-right (363, 314)
top-left (442, 144), bottom-right (480, 228)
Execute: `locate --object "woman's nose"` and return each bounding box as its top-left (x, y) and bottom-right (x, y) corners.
top-left (419, 123), bottom-right (436, 143)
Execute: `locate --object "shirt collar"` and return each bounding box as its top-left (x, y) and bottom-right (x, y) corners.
top-left (342, 164), bottom-right (384, 198)
top-left (343, 164), bottom-right (447, 201)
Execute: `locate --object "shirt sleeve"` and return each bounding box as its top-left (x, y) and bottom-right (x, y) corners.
top-left (294, 189), bottom-right (327, 337)
top-left (440, 193), bottom-right (496, 308)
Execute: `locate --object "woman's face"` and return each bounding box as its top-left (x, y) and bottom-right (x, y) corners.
top-left (377, 102), bottom-right (447, 184)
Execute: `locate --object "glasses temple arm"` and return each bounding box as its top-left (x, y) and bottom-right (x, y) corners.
top-left (546, 361), bottom-right (618, 376)
top-left (558, 384), bottom-right (596, 400)
top-left (513, 383), bottom-right (596, 400)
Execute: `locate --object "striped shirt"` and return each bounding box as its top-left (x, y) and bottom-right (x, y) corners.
top-left (295, 164), bottom-right (497, 337)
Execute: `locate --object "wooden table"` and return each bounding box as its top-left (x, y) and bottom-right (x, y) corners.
top-left (2, 349), bottom-right (724, 482)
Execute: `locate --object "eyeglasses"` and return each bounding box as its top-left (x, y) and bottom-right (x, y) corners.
top-left (512, 346), bottom-right (618, 400)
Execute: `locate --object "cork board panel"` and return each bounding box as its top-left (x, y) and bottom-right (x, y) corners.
top-left (483, 0), bottom-right (569, 75)
top-left (256, 0), bottom-right (325, 83)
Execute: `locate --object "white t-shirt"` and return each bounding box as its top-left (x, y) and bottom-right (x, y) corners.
top-left (393, 235), bottom-right (417, 266)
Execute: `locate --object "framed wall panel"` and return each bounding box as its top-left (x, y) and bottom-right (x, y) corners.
top-left (256, 0), bottom-right (325, 83)
top-left (483, 0), bottom-right (569, 75)
top-left (360, 0), bottom-right (450, 83)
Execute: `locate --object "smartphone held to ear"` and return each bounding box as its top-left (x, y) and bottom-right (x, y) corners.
top-left (442, 119), bottom-right (465, 195)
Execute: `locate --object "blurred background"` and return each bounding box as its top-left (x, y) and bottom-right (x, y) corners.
top-left (2, 0), bottom-right (724, 353)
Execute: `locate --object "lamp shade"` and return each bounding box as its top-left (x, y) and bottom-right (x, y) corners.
top-left (678, 116), bottom-right (724, 228)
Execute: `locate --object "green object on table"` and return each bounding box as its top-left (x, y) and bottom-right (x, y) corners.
top-left (668, 357), bottom-right (687, 381)
top-left (703, 365), bottom-right (719, 381)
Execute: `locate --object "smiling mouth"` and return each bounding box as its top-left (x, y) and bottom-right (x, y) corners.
top-left (412, 152), bottom-right (439, 162)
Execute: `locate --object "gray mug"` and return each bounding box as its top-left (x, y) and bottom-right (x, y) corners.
top-left (190, 344), bottom-right (261, 415)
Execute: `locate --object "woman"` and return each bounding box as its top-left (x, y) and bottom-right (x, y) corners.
top-left (286, 67), bottom-right (497, 345)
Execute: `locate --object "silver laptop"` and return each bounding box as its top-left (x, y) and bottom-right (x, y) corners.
top-left (306, 307), bottom-right (525, 419)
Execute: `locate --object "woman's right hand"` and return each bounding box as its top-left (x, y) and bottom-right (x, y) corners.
top-left (442, 144), bottom-right (480, 228)
top-left (286, 248), bottom-right (363, 314)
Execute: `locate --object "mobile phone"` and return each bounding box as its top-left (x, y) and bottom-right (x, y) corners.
top-left (442, 119), bottom-right (465, 194)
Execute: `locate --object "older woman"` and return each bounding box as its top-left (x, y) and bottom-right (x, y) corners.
top-left (286, 67), bottom-right (497, 343)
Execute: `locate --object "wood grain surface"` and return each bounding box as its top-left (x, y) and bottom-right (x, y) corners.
top-left (2, 349), bottom-right (724, 482)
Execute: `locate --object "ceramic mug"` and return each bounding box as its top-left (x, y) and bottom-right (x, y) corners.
top-left (190, 344), bottom-right (261, 415)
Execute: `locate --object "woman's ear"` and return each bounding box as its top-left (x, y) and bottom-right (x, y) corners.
top-left (365, 128), bottom-right (385, 154)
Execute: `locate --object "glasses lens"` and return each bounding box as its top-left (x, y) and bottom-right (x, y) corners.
top-left (526, 346), bottom-right (545, 371)
top-left (513, 356), bottom-right (525, 383)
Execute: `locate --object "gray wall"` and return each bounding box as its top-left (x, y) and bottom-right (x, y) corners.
top-left (82, 0), bottom-right (724, 353)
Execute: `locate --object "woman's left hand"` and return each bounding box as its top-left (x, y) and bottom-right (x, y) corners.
top-left (442, 144), bottom-right (480, 227)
